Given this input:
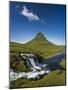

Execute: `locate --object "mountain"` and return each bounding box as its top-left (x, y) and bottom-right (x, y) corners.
top-left (26, 32), bottom-right (55, 46)
top-left (10, 32), bottom-right (65, 57)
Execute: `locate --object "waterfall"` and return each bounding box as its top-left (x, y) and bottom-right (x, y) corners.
top-left (10, 53), bottom-right (65, 81)
top-left (10, 54), bottom-right (50, 81)
top-left (10, 69), bottom-right (26, 81)
top-left (20, 54), bottom-right (40, 70)
top-left (27, 58), bottom-right (41, 70)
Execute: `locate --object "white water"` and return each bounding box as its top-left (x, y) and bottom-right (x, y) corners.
top-left (21, 54), bottom-right (47, 70)
top-left (10, 69), bottom-right (26, 81)
top-left (10, 54), bottom-right (50, 81)
top-left (10, 69), bottom-right (50, 81)
top-left (28, 58), bottom-right (41, 70)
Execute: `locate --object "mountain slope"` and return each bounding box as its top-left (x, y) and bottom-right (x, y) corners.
top-left (26, 32), bottom-right (54, 45)
top-left (10, 32), bottom-right (65, 57)
top-left (25, 32), bottom-right (65, 56)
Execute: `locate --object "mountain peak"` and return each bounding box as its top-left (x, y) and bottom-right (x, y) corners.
top-left (26, 32), bottom-right (54, 46)
top-left (36, 32), bottom-right (44, 37)
top-left (26, 32), bottom-right (50, 45)
top-left (35, 32), bottom-right (46, 40)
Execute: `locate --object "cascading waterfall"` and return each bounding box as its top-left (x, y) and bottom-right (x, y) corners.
top-left (21, 54), bottom-right (43, 70)
top-left (10, 53), bottom-right (65, 81)
top-left (28, 58), bottom-right (36, 68)
top-left (10, 54), bottom-right (50, 81)
top-left (27, 58), bottom-right (41, 70)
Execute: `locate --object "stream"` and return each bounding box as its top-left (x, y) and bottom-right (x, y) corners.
top-left (10, 53), bottom-right (65, 81)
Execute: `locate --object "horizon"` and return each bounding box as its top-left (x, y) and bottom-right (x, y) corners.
top-left (10, 1), bottom-right (66, 45)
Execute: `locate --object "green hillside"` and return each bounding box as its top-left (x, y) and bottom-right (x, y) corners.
top-left (10, 70), bottom-right (65, 88)
top-left (10, 32), bottom-right (65, 57)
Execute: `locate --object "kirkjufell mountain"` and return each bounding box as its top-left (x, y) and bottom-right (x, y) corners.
top-left (10, 32), bottom-right (65, 57)
top-left (26, 32), bottom-right (55, 46)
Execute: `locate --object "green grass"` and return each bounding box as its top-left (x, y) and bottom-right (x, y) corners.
top-left (60, 59), bottom-right (66, 69)
top-left (10, 54), bottom-right (31, 72)
top-left (10, 41), bottom-right (65, 57)
top-left (10, 32), bottom-right (65, 57)
top-left (10, 70), bottom-right (65, 89)
top-left (10, 58), bottom-right (66, 89)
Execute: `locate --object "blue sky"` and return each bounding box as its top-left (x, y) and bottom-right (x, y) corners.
top-left (10, 1), bottom-right (66, 45)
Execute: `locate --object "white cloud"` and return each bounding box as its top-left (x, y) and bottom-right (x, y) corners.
top-left (20, 6), bottom-right (40, 21)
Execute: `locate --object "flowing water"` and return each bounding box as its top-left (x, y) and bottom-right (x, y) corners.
top-left (10, 53), bottom-right (65, 81)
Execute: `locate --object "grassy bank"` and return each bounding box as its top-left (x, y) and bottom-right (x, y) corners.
top-left (10, 70), bottom-right (65, 89)
top-left (10, 59), bottom-right (66, 89)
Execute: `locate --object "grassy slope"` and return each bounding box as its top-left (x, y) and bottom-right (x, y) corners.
top-left (60, 59), bottom-right (66, 69)
top-left (10, 43), bottom-right (65, 57)
top-left (25, 34), bottom-right (65, 57)
top-left (10, 35), bottom-right (65, 57)
top-left (10, 70), bottom-right (65, 88)
top-left (10, 59), bottom-right (30, 72)
top-left (10, 59), bottom-right (66, 89)
top-left (10, 54), bottom-right (31, 72)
